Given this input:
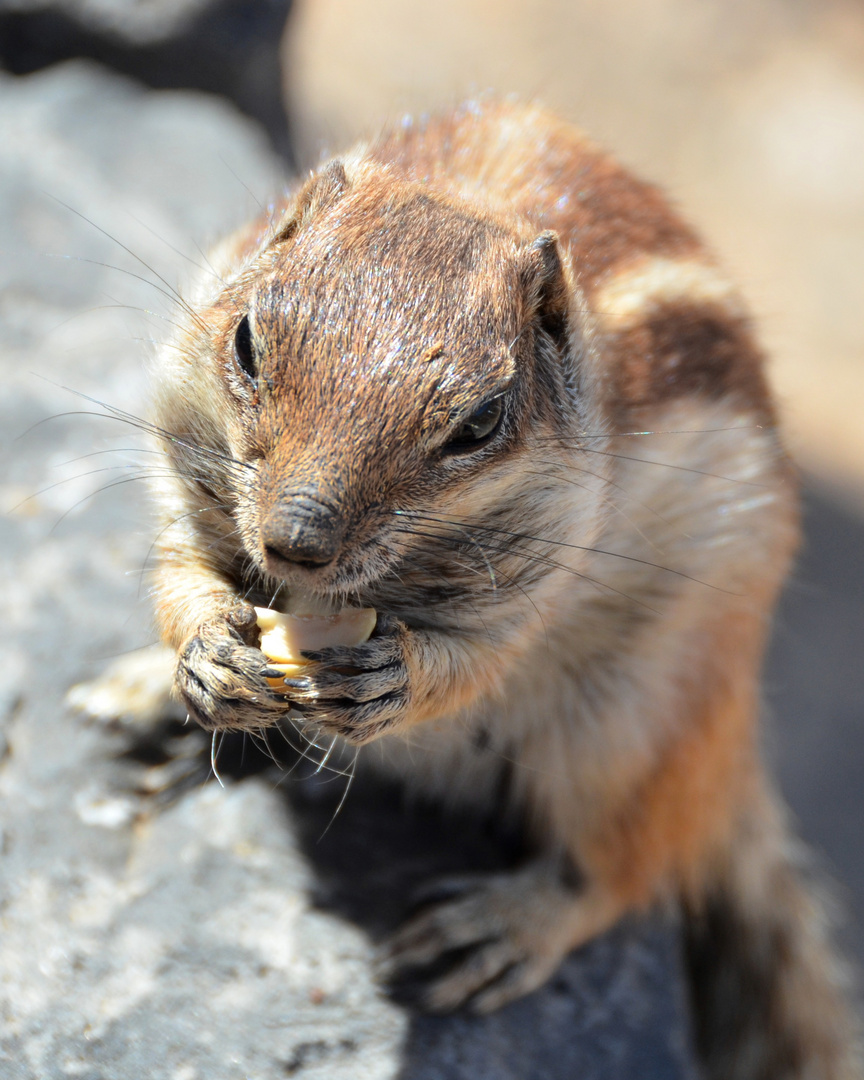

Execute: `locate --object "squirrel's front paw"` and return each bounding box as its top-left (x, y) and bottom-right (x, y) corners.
top-left (176, 604), bottom-right (288, 730)
top-left (280, 614), bottom-right (410, 743)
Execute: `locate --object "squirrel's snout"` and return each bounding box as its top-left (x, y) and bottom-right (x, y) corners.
top-left (261, 494), bottom-right (345, 574)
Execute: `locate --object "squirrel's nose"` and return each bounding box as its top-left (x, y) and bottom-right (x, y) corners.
top-left (261, 495), bottom-right (345, 572)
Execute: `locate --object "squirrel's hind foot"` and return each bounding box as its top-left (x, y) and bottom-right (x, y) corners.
top-left (379, 858), bottom-right (624, 1013)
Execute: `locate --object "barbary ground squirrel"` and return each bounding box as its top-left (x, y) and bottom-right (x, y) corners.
top-left (76, 99), bottom-right (861, 1079)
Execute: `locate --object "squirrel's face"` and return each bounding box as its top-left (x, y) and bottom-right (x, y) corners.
top-left (184, 167), bottom-right (601, 601)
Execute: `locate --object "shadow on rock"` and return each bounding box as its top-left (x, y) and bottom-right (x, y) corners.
top-left (263, 749), bottom-right (700, 1080)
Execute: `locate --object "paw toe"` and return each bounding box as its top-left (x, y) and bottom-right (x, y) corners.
top-left (385, 897), bottom-right (499, 971)
top-left (423, 940), bottom-right (518, 1013)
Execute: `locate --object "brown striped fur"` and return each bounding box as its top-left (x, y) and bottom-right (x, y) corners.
top-left (136, 98), bottom-right (860, 1077)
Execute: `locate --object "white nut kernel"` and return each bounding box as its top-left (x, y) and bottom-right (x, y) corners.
top-left (255, 605), bottom-right (377, 690)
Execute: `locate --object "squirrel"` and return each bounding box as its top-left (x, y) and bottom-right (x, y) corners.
top-left (101, 98), bottom-right (860, 1077)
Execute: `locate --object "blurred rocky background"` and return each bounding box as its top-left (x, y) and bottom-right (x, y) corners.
top-left (1, 0), bottom-right (863, 1076)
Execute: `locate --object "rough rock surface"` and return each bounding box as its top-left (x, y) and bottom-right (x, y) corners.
top-left (0, 63), bottom-right (699, 1079)
top-left (0, 0), bottom-right (295, 160)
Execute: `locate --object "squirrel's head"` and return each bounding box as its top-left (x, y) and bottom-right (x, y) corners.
top-left (161, 159), bottom-right (606, 606)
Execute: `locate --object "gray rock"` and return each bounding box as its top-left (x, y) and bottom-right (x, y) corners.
top-left (0, 60), bottom-right (401, 1080)
top-left (765, 487), bottom-right (864, 964)
top-left (0, 0), bottom-right (295, 160)
top-left (0, 62), bottom-right (699, 1078)
top-left (0, 0), bottom-right (215, 43)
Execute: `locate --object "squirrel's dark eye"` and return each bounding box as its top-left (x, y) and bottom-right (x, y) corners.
top-left (234, 314), bottom-right (257, 383)
top-left (443, 396), bottom-right (505, 455)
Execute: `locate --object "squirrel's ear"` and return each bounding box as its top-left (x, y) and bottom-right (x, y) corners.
top-left (274, 160), bottom-right (350, 242)
top-left (520, 231), bottom-right (582, 398)
top-left (520, 231), bottom-right (569, 347)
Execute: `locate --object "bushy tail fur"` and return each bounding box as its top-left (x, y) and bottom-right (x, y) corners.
top-left (685, 787), bottom-right (861, 1080)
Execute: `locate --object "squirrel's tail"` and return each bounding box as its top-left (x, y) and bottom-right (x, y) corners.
top-left (684, 786), bottom-right (861, 1080)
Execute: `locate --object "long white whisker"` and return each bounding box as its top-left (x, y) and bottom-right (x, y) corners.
top-left (210, 730), bottom-right (226, 788)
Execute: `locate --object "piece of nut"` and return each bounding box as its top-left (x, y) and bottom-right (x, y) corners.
top-left (255, 605), bottom-right (377, 690)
